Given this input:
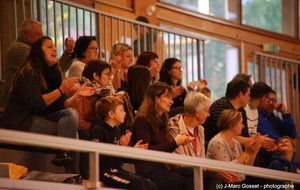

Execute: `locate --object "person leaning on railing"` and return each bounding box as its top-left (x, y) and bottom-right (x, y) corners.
top-left (0, 36), bottom-right (92, 173)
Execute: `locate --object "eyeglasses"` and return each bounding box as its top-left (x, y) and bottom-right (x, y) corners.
top-left (171, 66), bottom-right (183, 71)
top-left (88, 47), bottom-right (99, 51)
top-left (265, 96), bottom-right (277, 103)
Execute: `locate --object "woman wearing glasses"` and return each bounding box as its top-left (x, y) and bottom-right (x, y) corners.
top-left (68, 36), bottom-right (99, 77)
top-left (159, 58), bottom-right (185, 109)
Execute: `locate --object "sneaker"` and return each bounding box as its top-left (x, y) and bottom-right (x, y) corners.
top-left (52, 152), bottom-right (73, 167)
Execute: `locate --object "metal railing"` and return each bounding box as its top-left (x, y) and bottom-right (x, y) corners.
top-left (252, 52), bottom-right (300, 127)
top-left (1, 129), bottom-right (300, 190)
top-left (23, 0), bottom-right (205, 86)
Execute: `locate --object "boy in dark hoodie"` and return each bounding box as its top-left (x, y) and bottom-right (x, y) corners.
top-left (90, 96), bottom-right (156, 190)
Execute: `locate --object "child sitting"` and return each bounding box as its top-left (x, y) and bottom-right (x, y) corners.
top-left (90, 96), bottom-right (156, 190)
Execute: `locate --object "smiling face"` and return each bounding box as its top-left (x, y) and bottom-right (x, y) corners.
top-left (42, 39), bottom-right (57, 66)
top-left (277, 137), bottom-right (295, 155)
top-left (83, 40), bottom-right (99, 62)
top-left (156, 91), bottom-right (173, 114)
top-left (94, 68), bottom-right (112, 87)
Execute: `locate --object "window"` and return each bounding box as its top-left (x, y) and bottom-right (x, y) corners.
top-left (204, 40), bottom-right (239, 101)
top-left (242, 0), bottom-right (295, 36)
top-left (160, 0), bottom-right (239, 22)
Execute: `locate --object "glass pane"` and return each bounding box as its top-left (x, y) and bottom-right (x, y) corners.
top-left (204, 40), bottom-right (239, 102)
top-left (242, 0), bottom-right (295, 36)
top-left (160, 0), bottom-right (239, 22)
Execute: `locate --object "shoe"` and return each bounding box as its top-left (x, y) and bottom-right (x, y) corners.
top-left (52, 151), bottom-right (73, 167)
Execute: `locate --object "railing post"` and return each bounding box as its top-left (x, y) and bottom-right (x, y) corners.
top-left (194, 166), bottom-right (203, 190)
top-left (89, 152), bottom-right (99, 190)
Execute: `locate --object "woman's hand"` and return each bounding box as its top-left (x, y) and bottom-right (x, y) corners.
top-left (219, 171), bottom-right (240, 183)
top-left (172, 86), bottom-right (185, 98)
top-left (245, 134), bottom-right (261, 155)
top-left (109, 54), bottom-right (123, 72)
top-left (60, 77), bottom-right (78, 97)
top-left (134, 140), bottom-right (148, 149)
top-left (260, 135), bottom-right (277, 152)
top-left (77, 82), bottom-right (96, 97)
top-left (175, 132), bottom-right (194, 146)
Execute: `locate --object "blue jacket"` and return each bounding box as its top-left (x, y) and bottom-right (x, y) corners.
top-left (258, 109), bottom-right (297, 141)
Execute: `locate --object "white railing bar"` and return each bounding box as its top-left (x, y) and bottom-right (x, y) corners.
top-left (0, 129), bottom-right (300, 183)
top-left (254, 52), bottom-right (300, 65)
top-left (0, 178), bottom-right (117, 190)
top-left (50, 0), bottom-right (205, 41)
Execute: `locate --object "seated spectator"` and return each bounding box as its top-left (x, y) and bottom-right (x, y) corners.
top-left (135, 52), bottom-right (160, 82)
top-left (159, 58), bottom-right (186, 108)
top-left (90, 96), bottom-right (156, 190)
top-left (131, 82), bottom-right (193, 190)
top-left (114, 65), bottom-right (151, 135)
top-left (207, 109), bottom-right (261, 183)
top-left (258, 89), bottom-right (297, 141)
top-left (109, 43), bottom-right (133, 89)
top-left (269, 136), bottom-right (300, 189)
top-left (66, 60), bottom-right (114, 176)
top-left (245, 82), bottom-right (276, 149)
top-left (168, 91), bottom-right (223, 189)
top-left (68, 36), bottom-right (98, 77)
top-left (127, 65), bottom-right (151, 113)
top-left (203, 78), bottom-right (251, 142)
top-left (0, 36), bottom-right (86, 172)
top-left (0, 19), bottom-right (75, 109)
top-left (66, 60), bottom-right (114, 135)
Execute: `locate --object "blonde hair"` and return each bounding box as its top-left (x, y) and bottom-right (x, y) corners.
top-left (217, 109), bottom-right (242, 131)
top-left (110, 43), bottom-right (132, 59)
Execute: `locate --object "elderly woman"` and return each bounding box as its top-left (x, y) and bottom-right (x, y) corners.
top-left (168, 91), bottom-right (223, 189)
top-left (168, 91), bottom-right (210, 158)
top-left (207, 109), bottom-right (261, 183)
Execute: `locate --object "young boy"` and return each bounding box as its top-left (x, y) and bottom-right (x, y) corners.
top-left (90, 96), bottom-right (156, 190)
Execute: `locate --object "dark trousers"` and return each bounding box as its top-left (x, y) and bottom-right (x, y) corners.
top-left (101, 168), bottom-right (157, 190)
top-left (78, 129), bottom-right (90, 179)
top-left (141, 166), bottom-right (189, 190)
top-left (170, 167), bottom-right (222, 190)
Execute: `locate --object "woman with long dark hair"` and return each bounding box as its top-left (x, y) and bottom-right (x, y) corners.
top-left (159, 57), bottom-right (186, 108)
top-left (131, 82), bottom-right (193, 190)
top-left (0, 36), bottom-right (91, 172)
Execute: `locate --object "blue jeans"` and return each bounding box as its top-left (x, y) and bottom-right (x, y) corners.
top-left (28, 108), bottom-right (79, 139)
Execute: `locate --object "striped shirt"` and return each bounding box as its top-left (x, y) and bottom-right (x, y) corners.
top-left (203, 97), bottom-right (249, 141)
